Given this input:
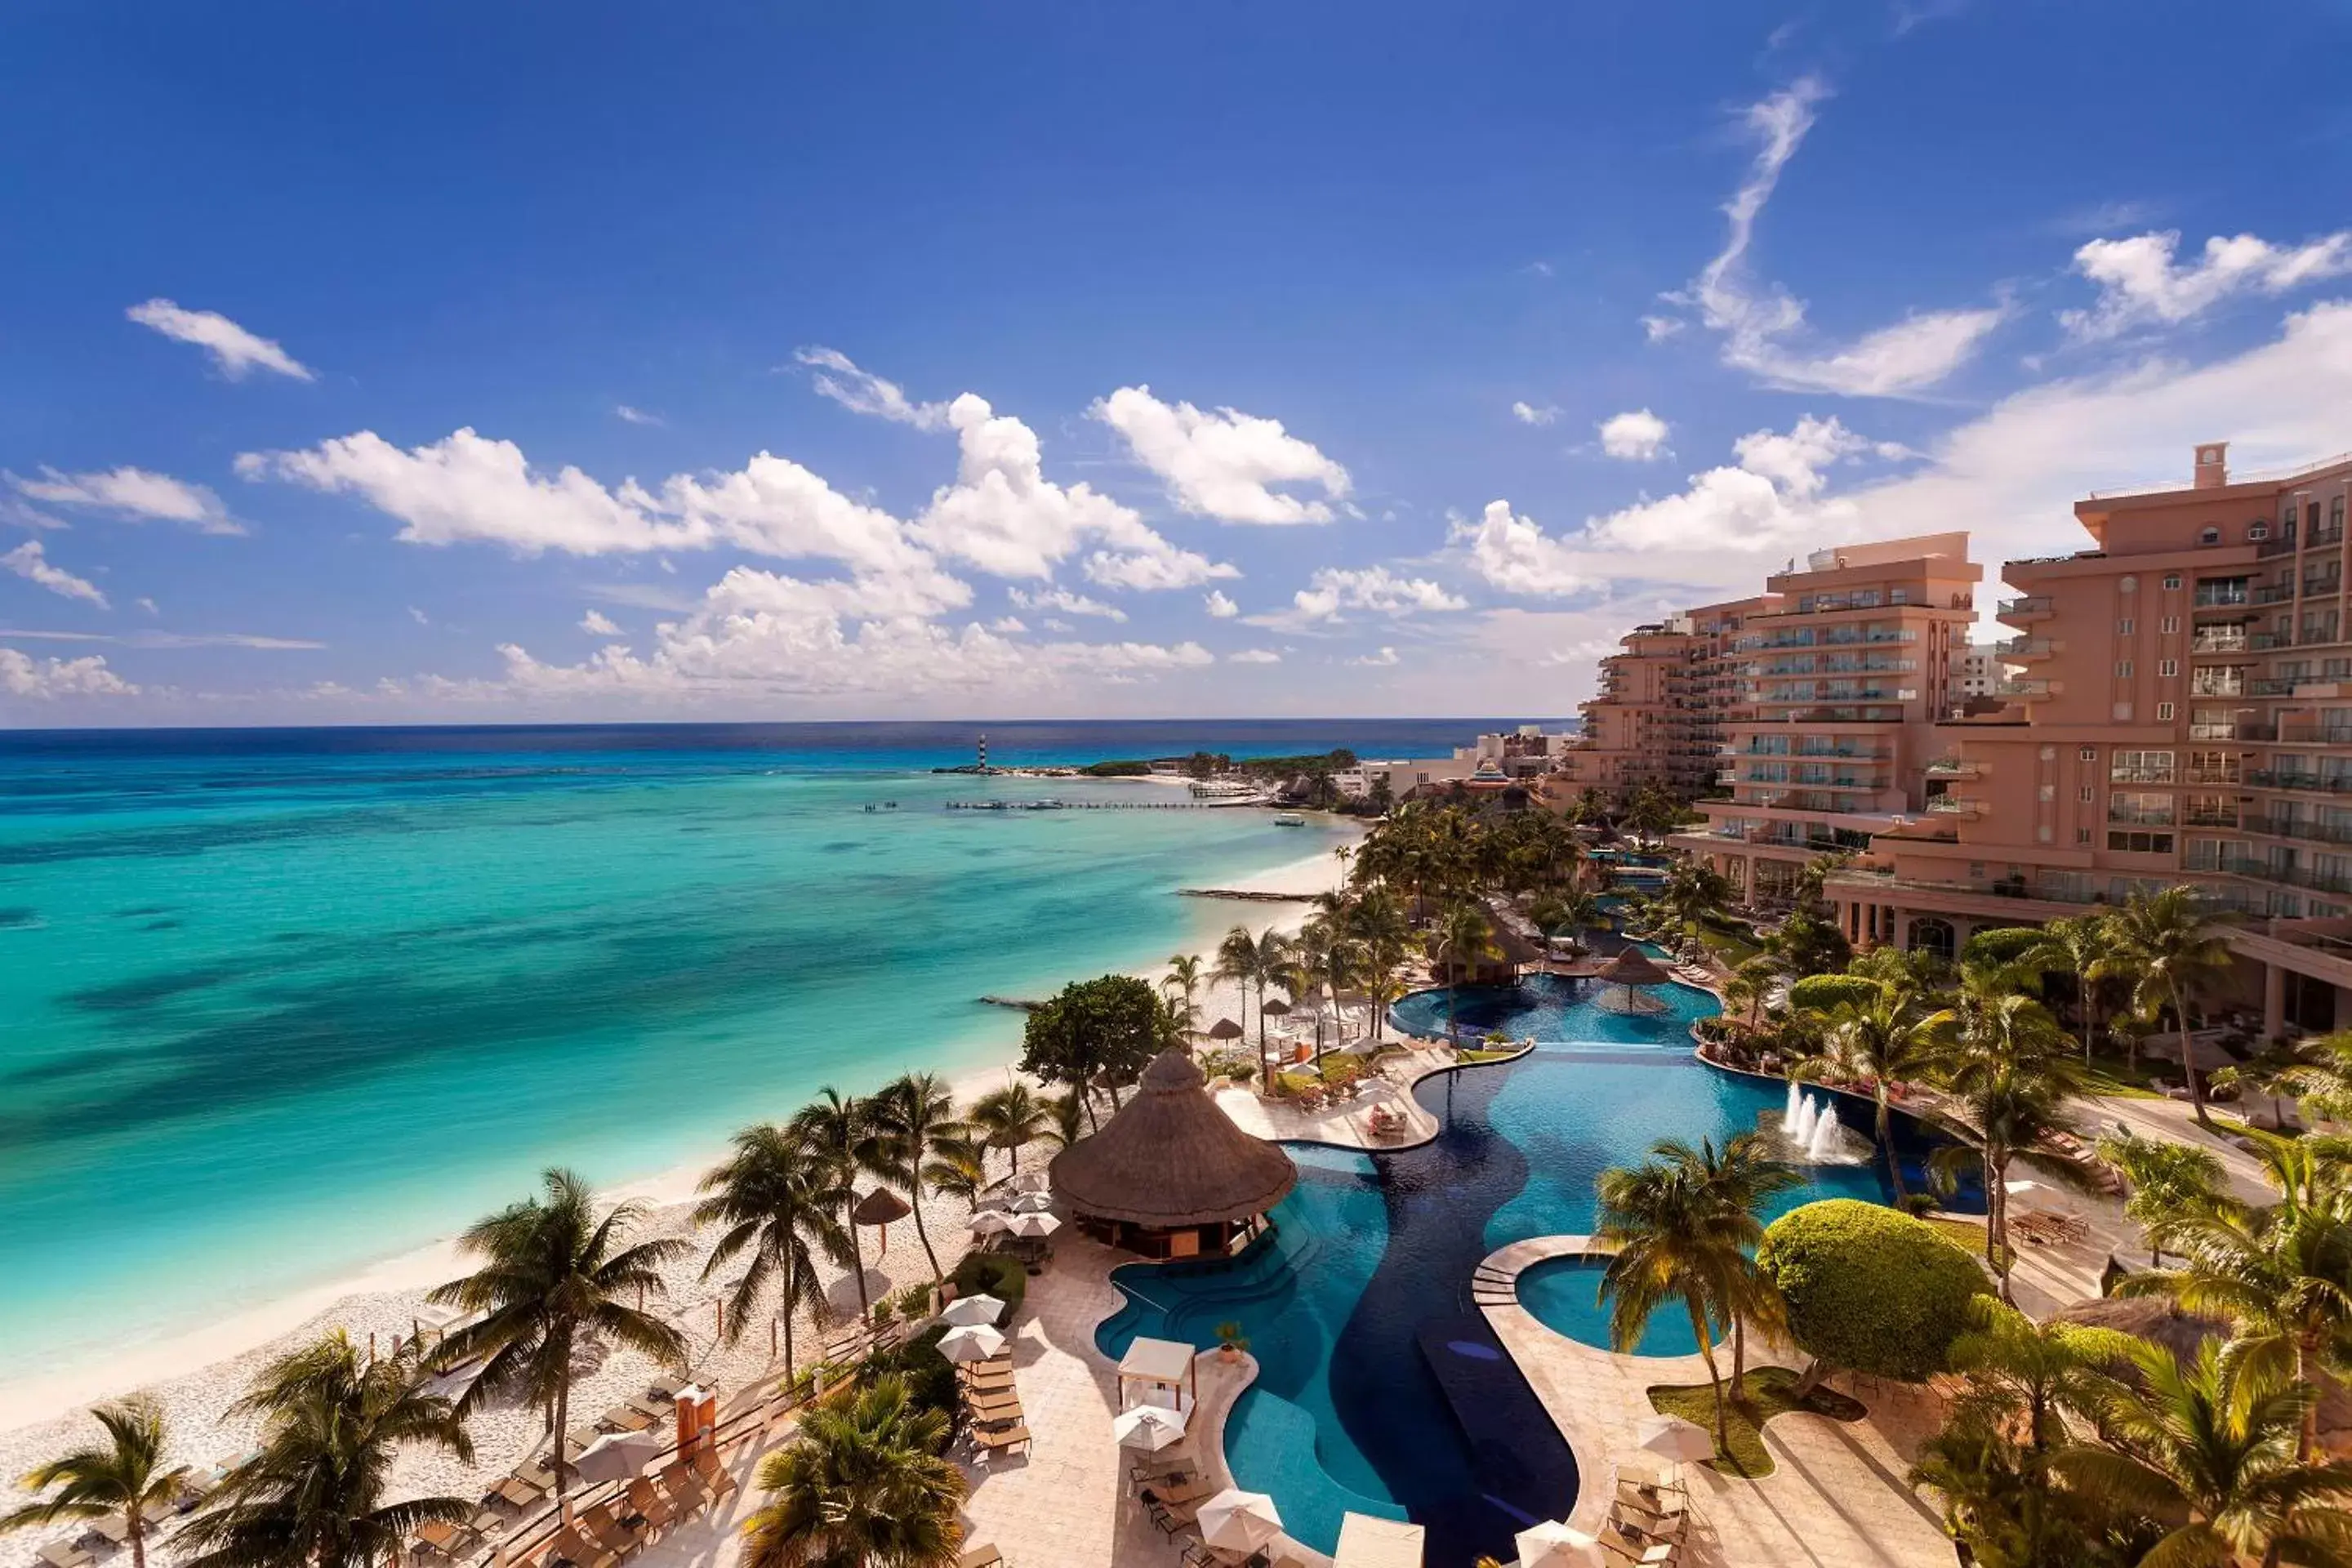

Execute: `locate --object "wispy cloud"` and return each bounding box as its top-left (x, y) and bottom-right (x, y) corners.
top-left (2, 541), bottom-right (107, 607)
top-left (10, 466), bottom-right (243, 534)
top-left (126, 299), bottom-right (314, 381)
top-left (614, 404), bottom-right (665, 426)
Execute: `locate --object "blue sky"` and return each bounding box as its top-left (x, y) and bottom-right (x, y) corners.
top-left (6, 0), bottom-right (2352, 724)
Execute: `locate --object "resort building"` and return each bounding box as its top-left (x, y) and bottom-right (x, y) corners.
top-left (1671, 534), bottom-right (1981, 907)
top-left (1955, 641), bottom-right (2013, 702)
top-left (1557, 595), bottom-right (1772, 797)
top-left (1822, 444), bottom-right (2352, 1038)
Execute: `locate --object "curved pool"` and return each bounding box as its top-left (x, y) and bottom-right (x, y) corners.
top-left (1095, 978), bottom-right (1977, 1567)
top-left (1513, 1254), bottom-right (1699, 1357)
top-left (1390, 968), bottom-right (1715, 1046)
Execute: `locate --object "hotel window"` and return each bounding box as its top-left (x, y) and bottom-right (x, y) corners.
top-left (2079, 746), bottom-right (2096, 760)
top-left (2159, 659), bottom-right (2179, 678)
top-left (2118, 617), bottom-right (2135, 635)
top-left (2165, 574), bottom-right (2183, 590)
top-left (2079, 785), bottom-right (2095, 803)
top-left (2162, 616), bottom-right (2180, 634)
top-left (2109, 791), bottom-right (2175, 825)
top-left (2158, 702), bottom-right (2176, 721)
top-left (2116, 660), bottom-right (2134, 678)
top-left (2112, 751), bottom-right (2176, 783)
top-left (2077, 827), bottom-right (2093, 844)
top-left (2109, 830), bottom-right (2177, 853)
top-left (2251, 523), bottom-right (2271, 541)
top-left (2335, 497), bottom-right (2346, 532)
top-left (2201, 527), bottom-right (2223, 546)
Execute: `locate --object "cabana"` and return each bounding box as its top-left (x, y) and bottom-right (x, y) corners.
top-left (1116, 1334), bottom-right (1199, 1413)
top-left (1593, 947), bottom-right (1673, 1015)
top-left (1049, 1049), bottom-right (1297, 1259)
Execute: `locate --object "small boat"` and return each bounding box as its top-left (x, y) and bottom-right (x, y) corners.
top-left (1272, 813), bottom-right (1307, 826)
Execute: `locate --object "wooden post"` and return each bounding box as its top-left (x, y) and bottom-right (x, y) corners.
top-left (769, 1319), bottom-right (777, 1359)
top-left (715, 1299), bottom-right (724, 1341)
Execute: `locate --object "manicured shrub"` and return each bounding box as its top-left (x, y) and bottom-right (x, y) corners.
top-left (951, 1250), bottom-right (1027, 1315)
top-left (1755, 1199), bottom-right (1988, 1383)
top-left (866, 1323), bottom-right (961, 1443)
top-left (1274, 1070), bottom-right (1318, 1099)
top-left (1317, 1056), bottom-right (1362, 1089)
top-left (1961, 925), bottom-right (2044, 969)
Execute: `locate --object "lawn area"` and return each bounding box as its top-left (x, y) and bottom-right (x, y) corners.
top-left (2081, 1055), bottom-right (2178, 1100)
top-left (1695, 918), bottom-right (1762, 966)
top-left (1647, 1367), bottom-right (1864, 1478)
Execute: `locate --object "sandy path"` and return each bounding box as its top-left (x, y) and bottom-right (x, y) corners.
top-left (0, 826), bottom-right (1358, 1568)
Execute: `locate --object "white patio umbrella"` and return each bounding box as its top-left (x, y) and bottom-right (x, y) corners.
top-left (1008, 1212), bottom-right (1062, 1238)
top-left (1635, 1413), bottom-right (1714, 1467)
top-left (969, 1209), bottom-right (1012, 1236)
top-left (571, 1432), bottom-right (663, 1486)
top-left (1197, 1489), bottom-right (1284, 1554)
top-left (1111, 1403), bottom-right (1188, 1452)
top-left (938, 1325), bottom-right (1008, 1363)
top-left (1513, 1520), bottom-right (1605, 1568)
top-left (940, 1293), bottom-right (1004, 1327)
top-left (1005, 1191), bottom-right (1055, 1214)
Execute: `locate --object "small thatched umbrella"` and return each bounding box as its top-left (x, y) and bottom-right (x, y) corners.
top-left (1207, 1018), bottom-right (1244, 1041)
top-left (1594, 947), bottom-right (1673, 1016)
top-left (1259, 996), bottom-right (1294, 1071)
top-left (851, 1186), bottom-right (912, 1255)
top-left (1050, 1049), bottom-right (1297, 1255)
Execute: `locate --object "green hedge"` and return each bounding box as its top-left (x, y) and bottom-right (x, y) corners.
top-left (866, 1324), bottom-right (961, 1444)
top-left (1756, 1199), bottom-right (1987, 1382)
top-left (951, 1249), bottom-right (1028, 1316)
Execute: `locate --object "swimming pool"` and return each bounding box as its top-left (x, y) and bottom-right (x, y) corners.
top-left (1095, 976), bottom-right (1977, 1566)
top-left (1512, 1254), bottom-right (1699, 1356)
top-left (1389, 969), bottom-right (1715, 1046)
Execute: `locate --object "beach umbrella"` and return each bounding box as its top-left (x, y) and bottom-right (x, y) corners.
top-left (1513, 1521), bottom-right (1605, 1568)
top-left (1111, 1403), bottom-right (1188, 1452)
top-left (850, 1187), bottom-right (912, 1254)
top-left (938, 1325), bottom-right (1007, 1363)
top-left (1636, 1413), bottom-right (1714, 1468)
top-left (940, 1293), bottom-right (1004, 1327)
top-left (1207, 1018), bottom-right (1245, 1041)
top-left (1005, 1190), bottom-right (1055, 1214)
top-left (1197, 1489), bottom-right (1284, 1554)
top-left (1261, 998), bottom-right (1293, 1019)
top-left (571, 1432), bottom-right (662, 1486)
top-left (1008, 1212), bottom-right (1062, 1238)
top-left (969, 1209), bottom-right (1012, 1236)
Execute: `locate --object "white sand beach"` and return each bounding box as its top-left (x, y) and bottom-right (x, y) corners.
top-left (0, 826), bottom-right (1357, 1568)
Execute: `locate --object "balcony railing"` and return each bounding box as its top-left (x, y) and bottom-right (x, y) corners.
top-left (2248, 817), bottom-right (2352, 847)
top-left (2105, 808), bottom-right (2178, 827)
top-left (2247, 769), bottom-right (2352, 795)
top-left (2253, 632), bottom-right (2296, 650)
top-left (1998, 595), bottom-right (2053, 618)
top-left (2256, 584), bottom-right (2300, 604)
top-left (2194, 587), bottom-right (2252, 609)
top-left (2190, 633), bottom-right (2249, 654)
top-left (2207, 858), bottom-right (2352, 897)
top-left (1927, 795), bottom-right (1985, 816)
top-left (1925, 756), bottom-right (1981, 778)
top-left (2279, 722), bottom-right (2352, 745)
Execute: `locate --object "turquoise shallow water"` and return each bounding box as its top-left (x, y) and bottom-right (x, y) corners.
top-left (0, 722), bottom-right (1450, 1375)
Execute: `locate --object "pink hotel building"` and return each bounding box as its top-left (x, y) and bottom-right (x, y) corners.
top-left (1580, 443), bottom-right (2352, 1040)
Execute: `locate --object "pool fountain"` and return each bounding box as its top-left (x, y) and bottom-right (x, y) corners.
top-left (1780, 1081), bottom-right (1871, 1165)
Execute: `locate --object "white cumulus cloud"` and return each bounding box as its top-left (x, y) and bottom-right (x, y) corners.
top-left (1, 647), bottom-right (136, 697)
top-left (1597, 409), bottom-right (1669, 461)
top-left (1350, 646), bottom-right (1401, 667)
top-left (9, 466), bottom-right (243, 535)
top-left (614, 404), bottom-right (664, 426)
top-left (795, 346), bottom-right (951, 431)
top-left (2, 541), bottom-right (107, 608)
top-left (126, 299), bottom-right (314, 381)
top-left (1281, 565), bottom-right (1468, 625)
top-left (1449, 501), bottom-right (1592, 597)
top-left (1204, 590), bottom-right (1239, 619)
top-left (1227, 648), bottom-right (1281, 664)
top-left (1510, 401), bottom-right (1560, 426)
top-left (2061, 229), bottom-right (2352, 342)
top-left (1009, 586), bottom-right (1128, 622)
top-left (579, 609), bottom-right (621, 635)
top-left (1091, 386), bottom-right (1350, 525)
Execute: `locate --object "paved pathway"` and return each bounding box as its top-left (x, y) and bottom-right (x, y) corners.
top-left (1477, 1236), bottom-right (1954, 1568)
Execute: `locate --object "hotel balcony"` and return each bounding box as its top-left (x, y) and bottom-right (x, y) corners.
top-left (2278, 719), bottom-right (2352, 745)
top-left (1924, 756), bottom-right (1982, 780)
top-left (1996, 636), bottom-right (2055, 662)
top-left (2256, 584), bottom-right (2300, 605)
top-left (2244, 817), bottom-right (2352, 848)
top-left (2247, 769), bottom-right (2352, 796)
top-left (1996, 595), bottom-right (2053, 625)
top-left (2189, 632), bottom-right (2249, 657)
top-left (2011, 676), bottom-right (2061, 698)
top-left (2198, 857), bottom-right (2352, 898)
top-left (1925, 793), bottom-right (1987, 817)
top-left (2192, 593), bottom-right (2253, 617)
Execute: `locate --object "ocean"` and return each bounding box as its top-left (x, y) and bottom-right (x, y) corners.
top-left (0, 719), bottom-right (1541, 1382)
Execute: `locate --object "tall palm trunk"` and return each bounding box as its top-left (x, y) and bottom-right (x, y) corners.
top-left (842, 1198), bottom-right (871, 1317)
top-left (909, 1188), bottom-right (942, 1284)
top-left (2172, 981), bottom-right (2211, 1127)
top-left (2301, 1337), bottom-right (2321, 1461)
top-left (782, 1258), bottom-right (799, 1387)
top-left (551, 1327), bottom-right (576, 1504)
top-left (1875, 1094), bottom-right (1907, 1202)
top-left (1690, 1302), bottom-right (1729, 1454)
top-left (126, 1514), bottom-right (145, 1568)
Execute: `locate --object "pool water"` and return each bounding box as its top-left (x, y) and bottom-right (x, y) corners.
top-left (1512, 1255), bottom-right (1699, 1357)
top-left (1095, 973), bottom-right (1980, 1566)
top-left (1389, 969), bottom-right (1714, 1047)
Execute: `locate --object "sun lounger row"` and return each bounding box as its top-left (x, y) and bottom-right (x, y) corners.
top-left (1603, 1465), bottom-right (1690, 1567)
top-left (510, 1454), bottom-right (738, 1568)
top-left (959, 1356), bottom-right (1031, 1456)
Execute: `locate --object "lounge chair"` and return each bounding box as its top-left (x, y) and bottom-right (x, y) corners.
top-left (975, 1424), bottom-right (1031, 1455)
top-left (689, 1450), bottom-right (738, 1499)
top-left (626, 1393), bottom-right (675, 1423)
top-left (416, 1520), bottom-right (481, 1559)
top-left (580, 1505), bottom-right (643, 1559)
top-left (599, 1403), bottom-right (657, 1432)
top-left (1180, 1546), bottom-right (1218, 1568)
top-left (492, 1475), bottom-right (546, 1509)
top-left (626, 1479), bottom-right (675, 1536)
top-left (38, 1544), bottom-right (95, 1568)
top-left (545, 1527), bottom-right (617, 1568)
top-left (958, 1545), bottom-right (1004, 1568)
top-left (1157, 1477), bottom-right (1213, 1506)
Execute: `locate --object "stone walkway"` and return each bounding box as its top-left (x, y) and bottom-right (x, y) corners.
top-left (1477, 1236), bottom-right (1953, 1568)
top-left (1213, 1041), bottom-right (1451, 1151)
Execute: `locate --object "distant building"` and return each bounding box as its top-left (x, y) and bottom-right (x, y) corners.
top-left (1955, 642), bottom-right (2012, 702)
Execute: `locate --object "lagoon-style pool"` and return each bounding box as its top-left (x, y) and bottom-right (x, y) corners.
top-left (1095, 975), bottom-right (1972, 1567)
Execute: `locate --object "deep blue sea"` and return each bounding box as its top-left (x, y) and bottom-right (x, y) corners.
top-left (0, 719), bottom-right (1547, 1384)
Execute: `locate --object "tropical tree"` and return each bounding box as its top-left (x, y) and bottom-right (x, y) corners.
top-left (2093, 1132), bottom-right (2223, 1267)
top-left (1018, 975), bottom-right (1164, 1122)
top-left (428, 1169), bottom-right (687, 1503)
top-left (1929, 994), bottom-right (2086, 1298)
top-left (2055, 1342), bottom-right (2352, 1568)
top-left (2021, 914), bottom-right (2111, 1067)
top-left (2247, 1029), bottom-right (2352, 1125)
top-left (740, 1374), bottom-right (965, 1568)
top-left (1913, 1298), bottom-right (2136, 1568)
top-left (1791, 990), bottom-right (1953, 1201)
top-left (1, 1398), bottom-right (186, 1568)
top-left (1214, 924), bottom-right (1290, 1080)
top-left (792, 1088), bottom-right (892, 1321)
top-left (1595, 1141), bottom-right (1755, 1454)
top-left (2101, 887), bottom-right (2237, 1126)
top-left (1431, 902), bottom-right (1500, 1045)
top-left (1657, 859), bottom-right (1734, 947)
top-left (918, 1137), bottom-right (988, 1215)
top-left (1674, 1133), bottom-right (1801, 1388)
top-left (967, 1083), bottom-right (1051, 1181)
top-left (694, 1122), bottom-right (853, 1386)
top-left (177, 1334), bottom-right (474, 1568)
top-left (871, 1073), bottom-right (964, 1284)
top-left (1161, 952), bottom-right (1205, 1040)
top-left (1718, 954), bottom-right (1782, 1034)
top-left (2120, 1136), bottom-right (2352, 1459)
top-left (1040, 1087), bottom-right (1088, 1151)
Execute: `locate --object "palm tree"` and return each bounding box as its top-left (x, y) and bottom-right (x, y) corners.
top-left (871, 1073), bottom-right (964, 1284)
top-left (1, 1398), bottom-right (186, 1568)
top-left (1717, 954), bottom-right (1780, 1034)
top-left (1040, 1087), bottom-right (1087, 1151)
top-left (2056, 1341), bottom-right (2352, 1567)
top-left (919, 1137), bottom-right (988, 1214)
top-left (2102, 887), bottom-right (2237, 1126)
top-left (2094, 1131), bottom-right (2223, 1266)
top-left (1595, 1142), bottom-right (1751, 1455)
top-left (428, 1169), bottom-right (687, 1504)
top-left (1931, 993), bottom-right (2085, 1299)
top-left (741, 1374), bottom-right (965, 1568)
top-left (1672, 1133), bottom-right (1801, 1389)
top-left (1790, 990), bottom-right (1952, 1201)
top-left (1432, 902), bottom-right (1499, 1045)
top-left (177, 1334), bottom-right (474, 1568)
top-left (2023, 913), bottom-right (2110, 1067)
top-left (1657, 859), bottom-right (1733, 947)
top-left (968, 1082), bottom-right (1051, 1181)
top-left (2121, 1136), bottom-right (2352, 1460)
top-left (1161, 953), bottom-right (1205, 1045)
top-left (792, 1088), bottom-right (892, 1321)
top-left (1214, 924), bottom-right (1290, 1080)
top-left (694, 1122), bottom-right (853, 1388)
top-left (1916, 1297), bottom-right (2137, 1568)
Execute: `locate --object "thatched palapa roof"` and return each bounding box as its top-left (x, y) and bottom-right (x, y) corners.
top-left (1049, 1049), bottom-right (1298, 1227)
top-left (851, 1187), bottom-right (912, 1226)
top-left (1598, 947), bottom-right (1672, 987)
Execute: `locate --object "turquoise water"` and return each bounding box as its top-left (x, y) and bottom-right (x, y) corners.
top-left (1096, 977), bottom-right (1976, 1566)
top-left (1513, 1255), bottom-right (1699, 1356)
top-left (0, 723), bottom-right (1427, 1376)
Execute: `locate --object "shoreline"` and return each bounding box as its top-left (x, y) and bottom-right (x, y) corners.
top-left (0, 826), bottom-right (1356, 1452)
